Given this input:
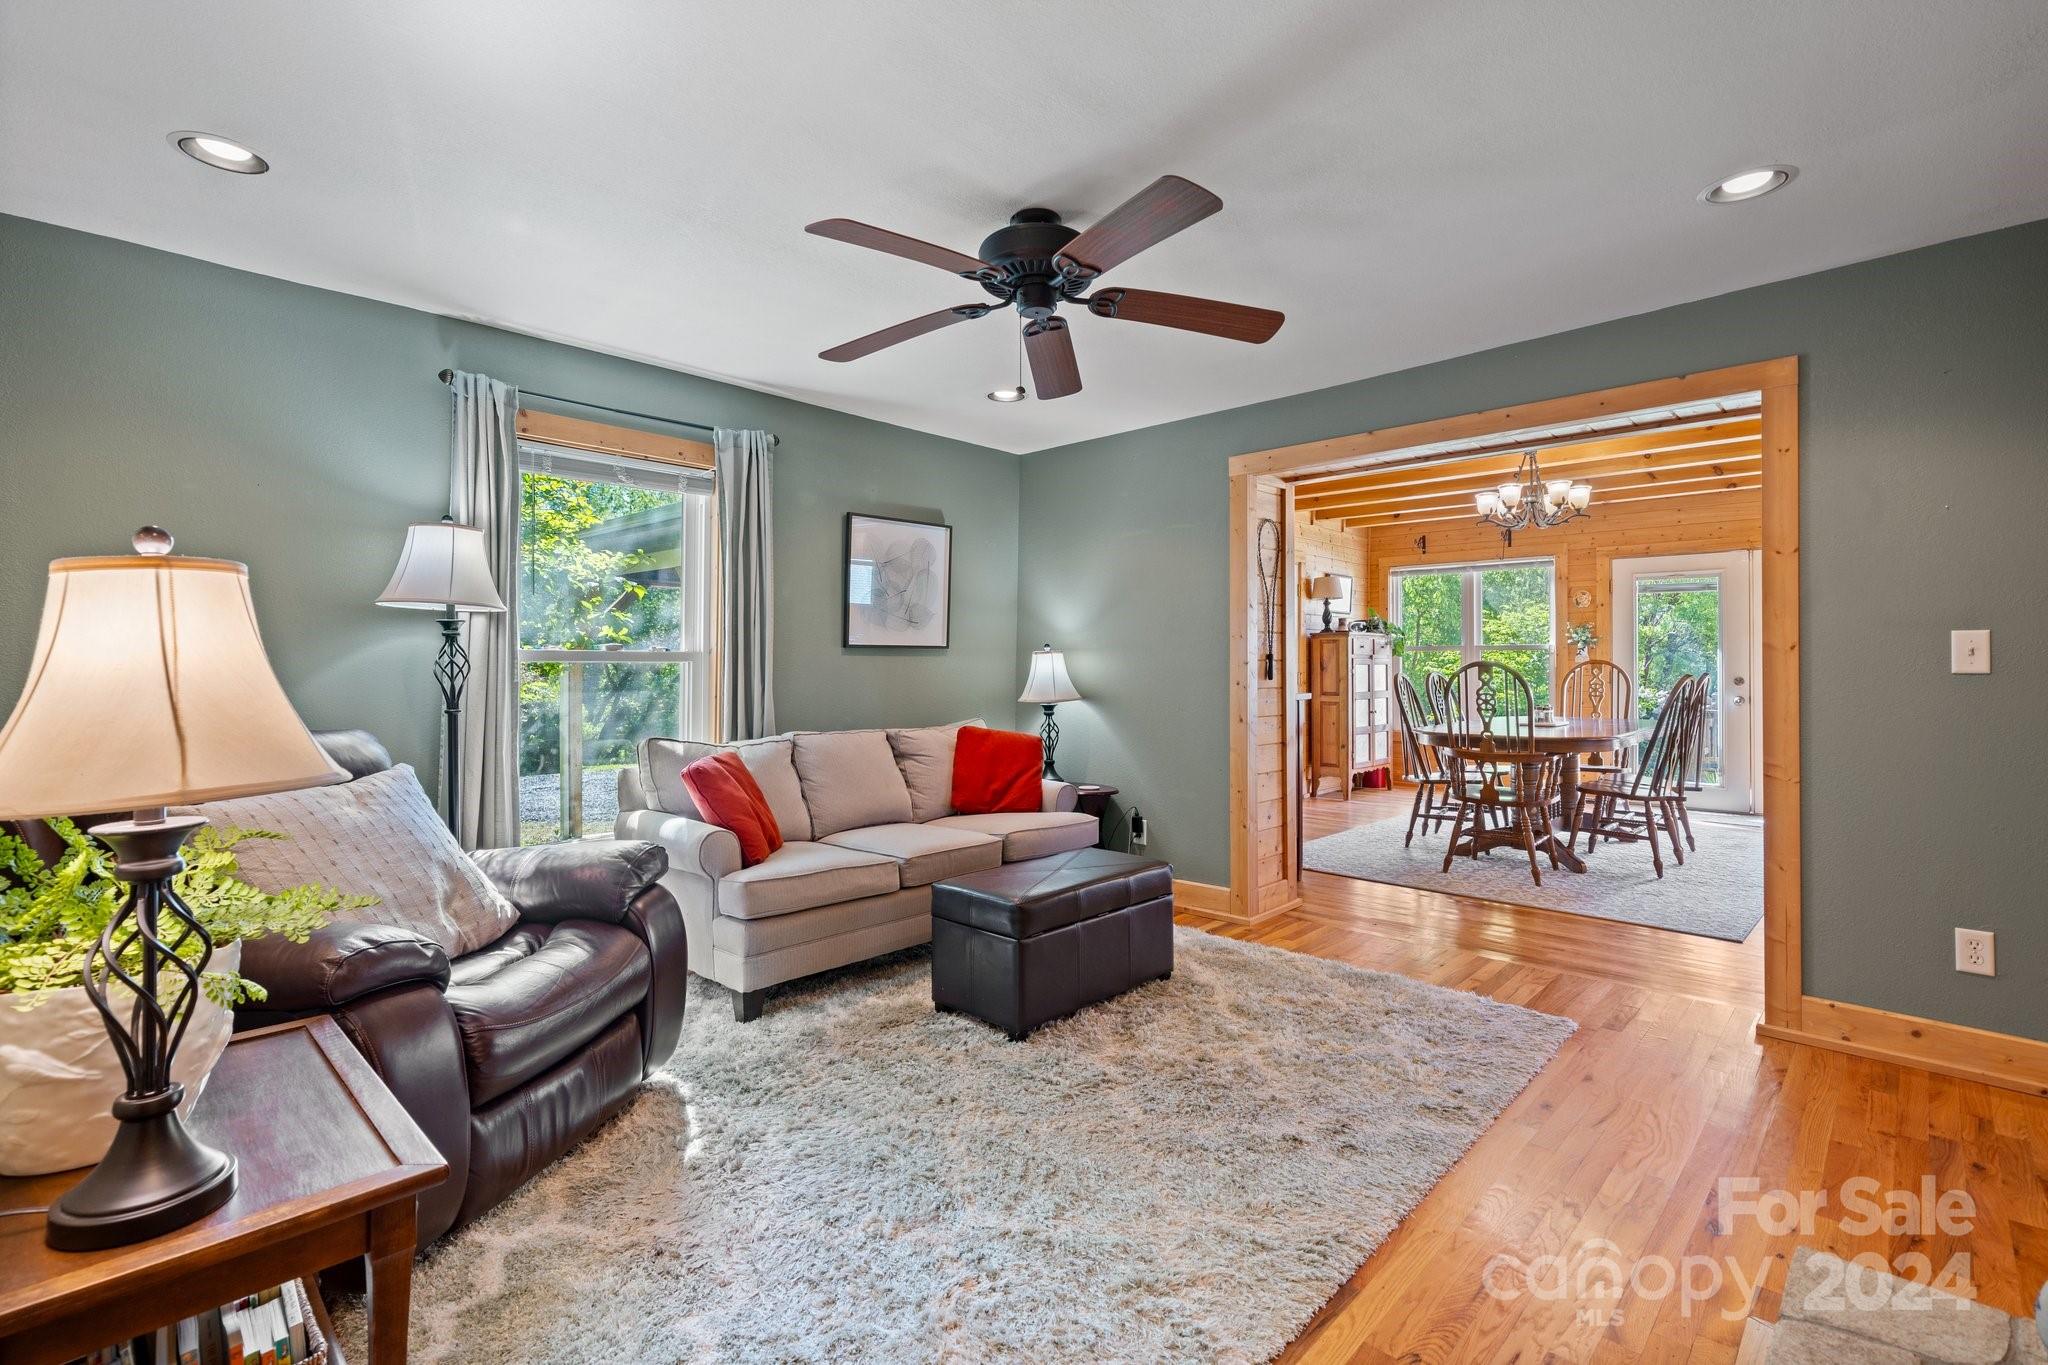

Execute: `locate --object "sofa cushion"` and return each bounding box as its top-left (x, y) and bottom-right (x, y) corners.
top-left (717, 841), bottom-right (900, 920)
top-left (680, 751), bottom-right (783, 867)
top-left (195, 763), bottom-right (517, 957)
top-left (641, 735), bottom-right (811, 843)
top-left (886, 718), bottom-right (983, 823)
top-left (821, 822), bottom-right (1003, 888)
top-left (443, 920), bottom-right (651, 1105)
top-left (926, 810), bottom-right (1100, 862)
top-left (790, 730), bottom-right (915, 838)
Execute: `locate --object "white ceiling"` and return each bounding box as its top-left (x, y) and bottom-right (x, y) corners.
top-left (3, 1), bottom-right (2045, 454)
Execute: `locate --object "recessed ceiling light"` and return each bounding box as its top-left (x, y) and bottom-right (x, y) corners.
top-left (169, 131), bottom-right (269, 175)
top-left (986, 386), bottom-right (1026, 403)
top-left (1700, 165), bottom-right (1794, 204)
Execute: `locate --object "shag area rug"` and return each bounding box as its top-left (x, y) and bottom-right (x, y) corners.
top-left (336, 928), bottom-right (1572, 1363)
top-left (1303, 812), bottom-right (1764, 941)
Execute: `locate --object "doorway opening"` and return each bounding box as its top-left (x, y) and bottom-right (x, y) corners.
top-left (1227, 359), bottom-right (1800, 1031)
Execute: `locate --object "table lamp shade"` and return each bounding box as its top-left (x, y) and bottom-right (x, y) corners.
top-left (0, 551), bottom-right (347, 819)
top-left (1309, 575), bottom-right (1343, 600)
top-left (376, 520), bottom-right (506, 612)
top-left (1018, 645), bottom-right (1081, 704)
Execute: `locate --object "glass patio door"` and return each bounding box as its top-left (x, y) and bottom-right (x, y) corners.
top-left (1610, 551), bottom-right (1759, 814)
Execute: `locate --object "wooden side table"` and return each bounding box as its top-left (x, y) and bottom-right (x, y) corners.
top-left (0, 1016), bottom-right (446, 1365)
top-left (1073, 784), bottom-right (1119, 848)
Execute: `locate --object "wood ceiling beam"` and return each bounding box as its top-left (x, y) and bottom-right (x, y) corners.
top-left (1292, 415), bottom-right (1761, 500)
top-left (1307, 448), bottom-right (1760, 520)
top-left (1335, 472), bottom-right (1763, 529)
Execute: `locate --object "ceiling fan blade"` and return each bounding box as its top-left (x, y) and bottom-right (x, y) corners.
top-left (1054, 175), bottom-right (1223, 280)
top-left (1086, 287), bottom-right (1284, 343)
top-left (1024, 317), bottom-right (1081, 399)
top-left (805, 218), bottom-right (992, 277)
top-left (819, 304), bottom-right (993, 362)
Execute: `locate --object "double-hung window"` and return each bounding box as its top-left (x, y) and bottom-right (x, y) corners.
top-left (516, 441), bottom-right (715, 844)
top-left (1390, 559), bottom-right (1556, 708)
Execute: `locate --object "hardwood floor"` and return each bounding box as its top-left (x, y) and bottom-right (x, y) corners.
top-left (1178, 788), bottom-right (2048, 1363)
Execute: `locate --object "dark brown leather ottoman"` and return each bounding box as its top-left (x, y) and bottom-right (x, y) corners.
top-left (930, 847), bottom-right (1174, 1040)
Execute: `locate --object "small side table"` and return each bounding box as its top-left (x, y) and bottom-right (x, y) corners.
top-left (0, 1016), bottom-right (446, 1365)
top-left (1073, 784), bottom-right (1119, 848)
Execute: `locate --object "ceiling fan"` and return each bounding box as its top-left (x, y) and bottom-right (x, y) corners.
top-left (805, 175), bottom-right (1284, 400)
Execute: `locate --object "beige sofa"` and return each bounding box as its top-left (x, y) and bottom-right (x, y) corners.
top-left (615, 721), bottom-right (1096, 1019)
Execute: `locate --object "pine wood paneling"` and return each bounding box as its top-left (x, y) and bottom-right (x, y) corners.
top-left (1366, 485), bottom-right (1763, 689)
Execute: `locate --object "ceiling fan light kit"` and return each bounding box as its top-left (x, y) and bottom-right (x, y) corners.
top-left (807, 175), bottom-right (1285, 400)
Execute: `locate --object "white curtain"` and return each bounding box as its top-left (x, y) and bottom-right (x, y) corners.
top-left (448, 372), bottom-right (521, 849)
top-left (715, 428), bottom-right (776, 739)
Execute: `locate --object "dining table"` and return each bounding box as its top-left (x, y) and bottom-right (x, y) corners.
top-left (1416, 715), bottom-right (1649, 873)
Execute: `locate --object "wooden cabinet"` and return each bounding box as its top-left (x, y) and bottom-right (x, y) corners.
top-left (1307, 630), bottom-right (1394, 798)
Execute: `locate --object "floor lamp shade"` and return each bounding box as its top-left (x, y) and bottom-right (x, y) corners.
top-left (0, 543), bottom-right (347, 818)
top-left (375, 520), bottom-right (507, 612)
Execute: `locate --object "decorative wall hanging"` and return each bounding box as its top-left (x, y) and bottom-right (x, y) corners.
top-left (1256, 517), bottom-right (1280, 679)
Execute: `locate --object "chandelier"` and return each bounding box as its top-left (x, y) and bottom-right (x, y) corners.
top-left (1475, 450), bottom-right (1593, 531)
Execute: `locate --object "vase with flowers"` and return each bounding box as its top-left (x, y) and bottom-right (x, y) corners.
top-left (0, 818), bottom-right (373, 1175)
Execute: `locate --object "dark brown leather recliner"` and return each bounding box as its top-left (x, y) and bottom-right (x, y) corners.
top-left (224, 730), bottom-right (689, 1248)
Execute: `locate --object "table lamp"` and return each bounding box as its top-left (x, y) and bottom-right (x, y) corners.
top-left (1309, 575), bottom-right (1343, 633)
top-left (1018, 643), bottom-right (1081, 780)
top-left (376, 517), bottom-right (506, 827)
top-left (0, 528), bottom-right (346, 1250)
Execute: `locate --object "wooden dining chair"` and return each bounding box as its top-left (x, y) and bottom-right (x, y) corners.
top-left (1571, 674), bottom-right (1695, 877)
top-left (1394, 672), bottom-right (1456, 846)
top-left (1560, 657), bottom-right (1634, 776)
top-left (1668, 670), bottom-right (1712, 852)
top-left (1437, 660), bottom-right (1563, 886)
top-left (1424, 669), bottom-right (1452, 727)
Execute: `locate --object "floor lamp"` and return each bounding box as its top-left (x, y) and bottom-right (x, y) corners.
top-left (0, 528), bottom-right (347, 1249)
top-left (377, 517), bottom-right (507, 827)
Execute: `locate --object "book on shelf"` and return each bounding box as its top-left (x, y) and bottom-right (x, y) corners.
top-left (66, 1279), bottom-right (319, 1365)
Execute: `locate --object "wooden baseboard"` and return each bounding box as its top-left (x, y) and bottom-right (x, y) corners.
top-left (1175, 879), bottom-right (1299, 924)
top-left (1756, 995), bottom-right (2048, 1099)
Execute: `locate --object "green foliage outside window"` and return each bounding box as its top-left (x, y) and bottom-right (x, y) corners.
top-left (518, 472), bottom-right (685, 776)
top-left (1395, 564), bottom-right (1554, 709)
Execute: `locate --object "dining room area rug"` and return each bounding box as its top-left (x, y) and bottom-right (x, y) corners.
top-left (333, 928), bottom-right (1574, 1364)
top-left (1302, 811), bottom-right (1765, 941)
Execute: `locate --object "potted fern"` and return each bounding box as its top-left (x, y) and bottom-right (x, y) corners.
top-left (0, 819), bottom-right (374, 1175)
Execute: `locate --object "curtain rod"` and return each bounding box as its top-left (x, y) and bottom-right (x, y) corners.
top-left (436, 369), bottom-right (777, 445)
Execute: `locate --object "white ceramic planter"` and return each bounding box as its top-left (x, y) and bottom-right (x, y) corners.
top-left (0, 940), bottom-right (238, 1176)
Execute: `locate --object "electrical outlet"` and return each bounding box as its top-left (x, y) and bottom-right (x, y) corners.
top-left (1955, 928), bottom-right (1995, 976)
top-left (1129, 808), bottom-right (1148, 847)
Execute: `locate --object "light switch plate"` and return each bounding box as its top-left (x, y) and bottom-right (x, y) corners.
top-left (1950, 629), bottom-right (1991, 674)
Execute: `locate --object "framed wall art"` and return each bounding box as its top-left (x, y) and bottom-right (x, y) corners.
top-left (843, 513), bottom-right (952, 648)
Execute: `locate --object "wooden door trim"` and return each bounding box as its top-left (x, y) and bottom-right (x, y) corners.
top-left (1226, 357), bottom-right (1802, 1029)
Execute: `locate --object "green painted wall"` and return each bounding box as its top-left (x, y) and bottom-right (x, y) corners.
top-left (0, 214), bottom-right (1021, 783)
top-left (1019, 218), bottom-right (2048, 1041)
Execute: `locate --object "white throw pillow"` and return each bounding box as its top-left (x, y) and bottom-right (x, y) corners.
top-left (887, 719), bottom-right (984, 823)
top-left (791, 730), bottom-right (916, 838)
top-left (195, 764), bottom-right (518, 958)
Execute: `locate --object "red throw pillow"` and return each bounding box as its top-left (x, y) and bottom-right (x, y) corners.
top-left (951, 726), bottom-right (1043, 815)
top-left (680, 751), bottom-right (783, 867)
